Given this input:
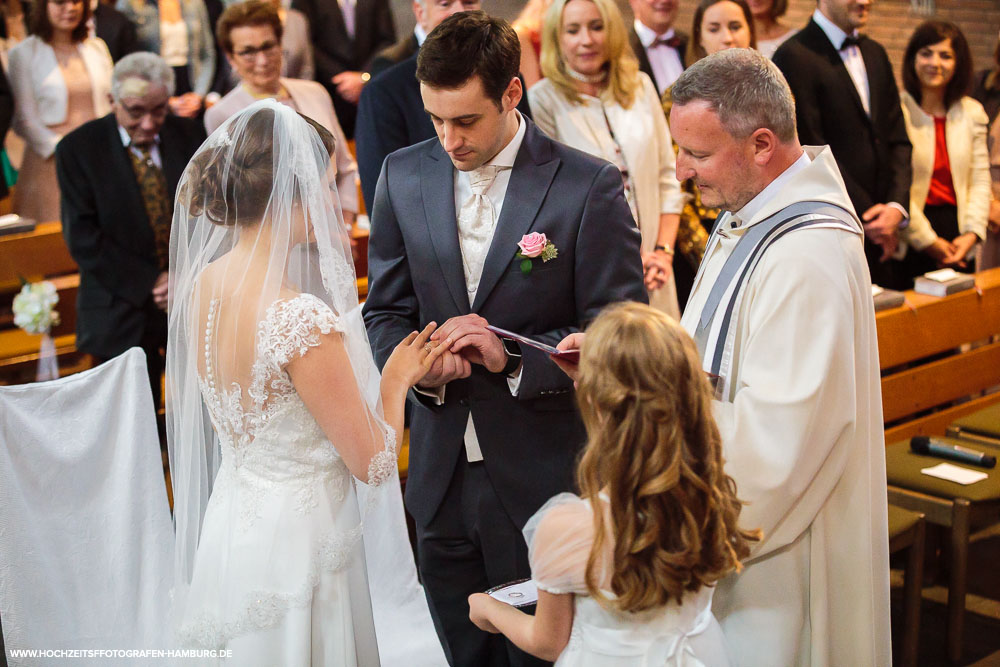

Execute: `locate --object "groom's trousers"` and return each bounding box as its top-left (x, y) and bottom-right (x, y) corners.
top-left (416, 457), bottom-right (550, 667)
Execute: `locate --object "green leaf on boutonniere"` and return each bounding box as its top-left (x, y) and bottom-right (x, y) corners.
top-left (520, 258), bottom-right (533, 275)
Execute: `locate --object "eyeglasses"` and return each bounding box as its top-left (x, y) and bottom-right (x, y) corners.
top-left (48, 0), bottom-right (83, 6)
top-left (119, 101), bottom-right (169, 121)
top-left (233, 41), bottom-right (280, 62)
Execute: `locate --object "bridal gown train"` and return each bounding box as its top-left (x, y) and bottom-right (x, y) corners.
top-left (176, 294), bottom-right (398, 665)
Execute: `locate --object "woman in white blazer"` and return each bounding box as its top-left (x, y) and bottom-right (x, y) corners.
top-left (529, 0), bottom-right (685, 317)
top-left (8, 0), bottom-right (111, 222)
top-left (899, 21), bottom-right (990, 278)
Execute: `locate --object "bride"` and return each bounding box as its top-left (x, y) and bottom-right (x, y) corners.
top-left (165, 100), bottom-right (449, 664)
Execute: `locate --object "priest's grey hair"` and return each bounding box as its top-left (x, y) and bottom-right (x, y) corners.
top-left (111, 52), bottom-right (176, 102)
top-left (671, 49), bottom-right (797, 143)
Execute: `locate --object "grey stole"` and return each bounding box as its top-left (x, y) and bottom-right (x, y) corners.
top-left (691, 201), bottom-right (862, 402)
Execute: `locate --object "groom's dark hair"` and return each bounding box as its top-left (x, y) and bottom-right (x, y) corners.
top-left (416, 11), bottom-right (520, 110)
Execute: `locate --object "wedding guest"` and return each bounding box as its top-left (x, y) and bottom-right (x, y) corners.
top-left (773, 0), bottom-right (912, 288)
top-left (529, 0), bottom-right (685, 316)
top-left (746, 0), bottom-right (790, 59)
top-left (469, 302), bottom-right (757, 665)
top-left (8, 0), bottom-right (112, 222)
top-left (56, 52), bottom-right (205, 407)
top-left (971, 30), bottom-right (1000, 124)
top-left (205, 0), bottom-right (356, 225)
top-left (660, 0), bottom-right (753, 308)
top-left (686, 0), bottom-right (755, 63)
top-left (116, 0), bottom-right (215, 118)
top-left (290, 0), bottom-right (395, 138)
top-left (92, 0), bottom-right (137, 62)
top-left (982, 114), bottom-right (1000, 269)
top-left (262, 0), bottom-right (311, 80)
top-left (513, 0), bottom-right (551, 89)
top-left (899, 21), bottom-right (989, 277)
top-left (627, 0), bottom-right (687, 95)
top-left (369, 0), bottom-right (479, 79)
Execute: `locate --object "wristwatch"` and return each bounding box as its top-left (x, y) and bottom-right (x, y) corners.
top-left (501, 339), bottom-right (522, 376)
top-left (653, 243), bottom-right (674, 256)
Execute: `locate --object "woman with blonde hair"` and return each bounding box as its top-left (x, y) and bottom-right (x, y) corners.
top-left (529, 0), bottom-right (685, 317)
top-left (468, 302), bottom-right (758, 665)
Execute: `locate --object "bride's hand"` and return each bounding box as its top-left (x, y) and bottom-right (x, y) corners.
top-left (383, 322), bottom-right (450, 388)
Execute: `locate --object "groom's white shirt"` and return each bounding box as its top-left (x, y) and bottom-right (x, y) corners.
top-left (418, 112), bottom-right (527, 461)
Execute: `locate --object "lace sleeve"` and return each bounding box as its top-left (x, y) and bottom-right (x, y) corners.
top-left (259, 294), bottom-right (344, 369)
top-left (523, 494), bottom-right (595, 595)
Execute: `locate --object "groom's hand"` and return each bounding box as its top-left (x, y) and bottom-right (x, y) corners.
top-left (433, 314), bottom-right (506, 373)
top-left (416, 348), bottom-right (471, 389)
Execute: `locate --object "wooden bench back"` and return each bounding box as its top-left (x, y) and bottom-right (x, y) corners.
top-left (876, 267), bottom-right (1000, 443)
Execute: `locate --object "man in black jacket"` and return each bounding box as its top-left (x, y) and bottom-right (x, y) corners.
top-left (627, 0), bottom-right (688, 95)
top-left (290, 0), bottom-right (395, 137)
top-left (56, 53), bottom-right (205, 406)
top-left (773, 0), bottom-right (912, 287)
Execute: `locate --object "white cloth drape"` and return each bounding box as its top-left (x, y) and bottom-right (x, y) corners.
top-left (0, 348), bottom-right (174, 664)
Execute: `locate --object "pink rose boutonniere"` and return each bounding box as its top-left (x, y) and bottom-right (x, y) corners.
top-left (515, 232), bottom-right (558, 275)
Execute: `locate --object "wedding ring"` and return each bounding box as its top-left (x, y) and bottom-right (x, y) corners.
top-left (424, 342), bottom-right (434, 352)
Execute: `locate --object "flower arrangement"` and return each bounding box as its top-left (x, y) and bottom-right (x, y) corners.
top-left (515, 232), bottom-right (558, 275)
top-left (12, 280), bottom-right (60, 335)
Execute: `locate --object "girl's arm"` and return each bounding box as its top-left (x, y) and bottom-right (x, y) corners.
top-left (468, 590), bottom-right (574, 663)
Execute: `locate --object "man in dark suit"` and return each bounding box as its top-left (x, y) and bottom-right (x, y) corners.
top-left (363, 12), bottom-right (646, 667)
top-left (56, 52), bottom-right (205, 406)
top-left (628, 0), bottom-right (688, 95)
top-left (369, 0), bottom-right (481, 78)
top-left (354, 2), bottom-right (535, 216)
top-left (772, 0), bottom-right (912, 287)
top-left (290, 0), bottom-right (395, 137)
top-left (93, 1), bottom-right (138, 62)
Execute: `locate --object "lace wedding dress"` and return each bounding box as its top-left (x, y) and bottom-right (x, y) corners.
top-left (177, 294), bottom-right (391, 664)
top-left (166, 101), bottom-right (446, 666)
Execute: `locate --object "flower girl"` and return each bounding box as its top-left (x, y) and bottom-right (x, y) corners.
top-left (468, 302), bottom-right (759, 665)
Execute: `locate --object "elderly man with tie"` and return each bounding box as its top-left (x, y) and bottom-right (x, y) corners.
top-left (628, 0), bottom-right (689, 95)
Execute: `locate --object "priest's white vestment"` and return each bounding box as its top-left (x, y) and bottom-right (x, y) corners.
top-left (680, 146), bottom-right (891, 667)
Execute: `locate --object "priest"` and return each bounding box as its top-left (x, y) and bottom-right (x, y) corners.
top-left (555, 49), bottom-right (891, 666)
top-left (668, 49), bottom-right (890, 666)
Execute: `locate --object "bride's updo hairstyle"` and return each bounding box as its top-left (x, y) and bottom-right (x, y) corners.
top-left (185, 108), bottom-right (336, 227)
top-left (574, 302), bottom-right (759, 613)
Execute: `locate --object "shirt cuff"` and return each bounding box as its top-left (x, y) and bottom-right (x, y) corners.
top-left (888, 202), bottom-right (909, 229)
top-left (506, 362), bottom-right (523, 396)
top-left (414, 383), bottom-right (445, 405)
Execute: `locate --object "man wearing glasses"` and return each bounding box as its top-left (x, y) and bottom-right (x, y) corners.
top-left (56, 51), bottom-right (205, 410)
top-left (205, 0), bottom-right (358, 228)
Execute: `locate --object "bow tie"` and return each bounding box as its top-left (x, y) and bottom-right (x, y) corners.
top-left (650, 34), bottom-right (682, 49)
top-left (840, 34), bottom-right (862, 50)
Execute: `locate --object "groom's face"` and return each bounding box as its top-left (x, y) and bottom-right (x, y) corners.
top-left (421, 74), bottom-right (521, 172)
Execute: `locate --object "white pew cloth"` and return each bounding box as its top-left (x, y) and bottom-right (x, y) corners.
top-left (0, 348), bottom-right (174, 663)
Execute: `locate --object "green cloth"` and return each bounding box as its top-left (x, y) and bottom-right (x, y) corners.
top-left (887, 504), bottom-right (922, 539)
top-left (2, 149), bottom-right (17, 188)
top-left (950, 404), bottom-right (1000, 439)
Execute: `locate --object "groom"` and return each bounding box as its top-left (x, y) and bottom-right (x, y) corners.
top-left (362, 11), bottom-right (646, 666)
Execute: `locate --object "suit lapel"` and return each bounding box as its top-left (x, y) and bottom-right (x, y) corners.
top-left (471, 123), bottom-right (559, 313)
top-left (803, 19), bottom-right (870, 124)
top-left (420, 143), bottom-right (470, 314)
top-left (629, 28), bottom-right (654, 86)
top-left (158, 118), bottom-right (187, 200)
top-left (859, 39), bottom-right (881, 121)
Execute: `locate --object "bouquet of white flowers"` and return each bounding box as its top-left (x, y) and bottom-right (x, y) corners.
top-left (12, 280), bottom-right (61, 380)
top-left (12, 281), bottom-right (60, 335)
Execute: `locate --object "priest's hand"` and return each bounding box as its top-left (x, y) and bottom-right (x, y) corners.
top-left (553, 333), bottom-right (584, 384)
top-left (433, 314), bottom-right (507, 373)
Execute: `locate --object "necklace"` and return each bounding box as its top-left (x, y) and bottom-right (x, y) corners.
top-left (565, 66), bottom-right (607, 84)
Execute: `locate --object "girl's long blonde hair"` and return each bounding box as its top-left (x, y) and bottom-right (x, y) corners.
top-left (575, 303), bottom-right (759, 613)
top-left (539, 0), bottom-right (641, 108)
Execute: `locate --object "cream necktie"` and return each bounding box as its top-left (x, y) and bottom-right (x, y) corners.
top-left (457, 165), bottom-right (503, 302)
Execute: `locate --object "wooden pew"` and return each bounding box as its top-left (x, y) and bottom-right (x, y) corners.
top-left (876, 267), bottom-right (1000, 442)
top-left (0, 222), bottom-right (76, 289)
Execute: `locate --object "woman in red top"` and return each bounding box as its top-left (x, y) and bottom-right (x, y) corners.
top-left (899, 21), bottom-right (990, 279)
